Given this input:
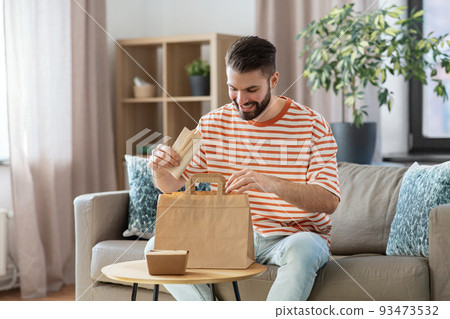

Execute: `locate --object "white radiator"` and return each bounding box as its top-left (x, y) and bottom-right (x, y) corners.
top-left (0, 209), bottom-right (7, 276)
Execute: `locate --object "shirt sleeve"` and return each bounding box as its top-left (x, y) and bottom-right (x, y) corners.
top-left (306, 116), bottom-right (340, 198)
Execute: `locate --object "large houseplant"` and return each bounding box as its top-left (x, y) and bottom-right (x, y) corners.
top-left (297, 4), bottom-right (449, 163)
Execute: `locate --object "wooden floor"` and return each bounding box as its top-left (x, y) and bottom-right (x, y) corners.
top-left (0, 285), bottom-right (75, 301)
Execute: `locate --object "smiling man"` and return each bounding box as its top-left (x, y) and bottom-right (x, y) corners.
top-left (147, 36), bottom-right (340, 301)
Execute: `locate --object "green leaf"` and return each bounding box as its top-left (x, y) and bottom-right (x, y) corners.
top-left (303, 69), bottom-right (311, 77)
top-left (378, 88), bottom-right (388, 105)
top-left (345, 95), bottom-right (355, 106)
top-left (412, 10), bottom-right (424, 19)
top-left (379, 14), bottom-right (385, 28)
top-left (387, 46), bottom-right (395, 56)
top-left (374, 14), bottom-right (380, 27)
top-left (341, 44), bottom-right (354, 57)
top-left (381, 69), bottom-right (386, 83)
top-left (387, 12), bottom-right (399, 19)
top-left (321, 72), bottom-right (327, 86)
top-left (395, 19), bottom-right (408, 25)
top-left (375, 67), bottom-right (382, 77)
top-left (357, 46), bottom-right (365, 55)
top-left (396, 6), bottom-right (407, 12)
top-left (370, 31), bottom-right (379, 42)
top-left (350, 50), bottom-right (357, 64)
top-left (385, 28), bottom-right (398, 37)
top-left (359, 41), bottom-right (369, 47)
top-left (335, 81), bottom-right (345, 90)
top-left (417, 39), bottom-right (426, 50)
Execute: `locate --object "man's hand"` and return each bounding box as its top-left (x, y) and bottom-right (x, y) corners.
top-left (148, 144), bottom-right (185, 193)
top-left (225, 168), bottom-right (339, 214)
top-left (225, 168), bottom-right (274, 194)
top-left (149, 144), bottom-right (181, 171)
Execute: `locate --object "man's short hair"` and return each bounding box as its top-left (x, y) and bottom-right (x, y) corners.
top-left (225, 36), bottom-right (276, 78)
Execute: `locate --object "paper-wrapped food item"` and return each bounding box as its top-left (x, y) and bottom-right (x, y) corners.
top-left (166, 127), bottom-right (201, 179)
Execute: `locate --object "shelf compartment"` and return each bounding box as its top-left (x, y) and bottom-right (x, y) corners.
top-left (120, 102), bottom-right (164, 156)
top-left (164, 101), bottom-right (204, 143)
top-left (165, 42), bottom-right (210, 97)
top-left (118, 44), bottom-right (163, 99)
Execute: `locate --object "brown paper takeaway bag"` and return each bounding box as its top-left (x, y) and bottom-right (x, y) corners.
top-left (154, 173), bottom-right (254, 269)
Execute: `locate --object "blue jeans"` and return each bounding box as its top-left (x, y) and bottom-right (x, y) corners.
top-left (144, 231), bottom-right (329, 301)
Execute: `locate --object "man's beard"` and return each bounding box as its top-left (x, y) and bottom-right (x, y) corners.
top-left (233, 86), bottom-right (272, 121)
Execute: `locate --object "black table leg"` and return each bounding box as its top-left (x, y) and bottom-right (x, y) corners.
top-left (210, 283), bottom-right (215, 301)
top-left (232, 281), bottom-right (241, 301)
top-left (131, 283), bottom-right (138, 301)
top-left (153, 284), bottom-right (159, 301)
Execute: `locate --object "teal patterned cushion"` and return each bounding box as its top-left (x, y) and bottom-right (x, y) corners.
top-left (386, 161), bottom-right (450, 256)
top-left (123, 155), bottom-right (210, 239)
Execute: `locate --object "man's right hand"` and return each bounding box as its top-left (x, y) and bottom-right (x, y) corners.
top-left (149, 144), bottom-right (181, 172)
top-left (148, 144), bottom-right (185, 193)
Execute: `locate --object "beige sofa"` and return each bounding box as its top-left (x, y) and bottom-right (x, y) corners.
top-left (74, 162), bottom-right (450, 301)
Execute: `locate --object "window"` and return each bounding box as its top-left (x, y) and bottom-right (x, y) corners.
top-left (409, 0), bottom-right (450, 153)
top-left (0, 0), bottom-right (9, 162)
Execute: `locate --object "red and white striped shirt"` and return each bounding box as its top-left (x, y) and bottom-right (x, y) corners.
top-left (182, 96), bottom-right (340, 245)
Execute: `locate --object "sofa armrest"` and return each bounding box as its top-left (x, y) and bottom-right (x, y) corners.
top-left (429, 203), bottom-right (450, 301)
top-left (73, 190), bottom-right (130, 300)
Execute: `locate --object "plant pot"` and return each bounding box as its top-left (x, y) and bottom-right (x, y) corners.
top-left (330, 122), bottom-right (376, 164)
top-left (189, 75), bottom-right (210, 96)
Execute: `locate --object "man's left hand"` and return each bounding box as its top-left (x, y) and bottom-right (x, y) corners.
top-left (225, 168), bottom-right (274, 194)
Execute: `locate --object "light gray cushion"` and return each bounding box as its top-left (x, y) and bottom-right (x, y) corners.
top-left (91, 240), bottom-right (147, 280)
top-left (309, 254), bottom-right (430, 301)
top-left (330, 162), bottom-right (407, 255)
top-left (216, 255), bottom-right (430, 301)
top-left (386, 161), bottom-right (450, 257)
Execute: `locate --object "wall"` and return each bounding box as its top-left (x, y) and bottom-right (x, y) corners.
top-left (107, 0), bottom-right (255, 39)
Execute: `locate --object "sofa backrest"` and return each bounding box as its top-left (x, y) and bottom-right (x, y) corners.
top-left (329, 162), bottom-right (408, 255)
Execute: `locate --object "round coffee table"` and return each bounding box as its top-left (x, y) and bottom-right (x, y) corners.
top-left (101, 260), bottom-right (266, 301)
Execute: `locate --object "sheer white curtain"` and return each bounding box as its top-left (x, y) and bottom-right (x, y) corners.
top-left (5, 0), bottom-right (116, 298)
top-left (0, 0), bottom-right (8, 162)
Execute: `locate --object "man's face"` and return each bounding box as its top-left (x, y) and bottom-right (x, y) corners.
top-left (226, 68), bottom-right (273, 121)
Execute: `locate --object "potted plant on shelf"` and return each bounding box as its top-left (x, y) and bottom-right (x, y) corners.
top-left (186, 58), bottom-right (210, 96)
top-left (297, 3), bottom-right (449, 164)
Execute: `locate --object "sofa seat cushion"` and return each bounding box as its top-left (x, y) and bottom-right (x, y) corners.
top-left (309, 254), bottom-right (430, 301)
top-left (217, 254), bottom-right (429, 301)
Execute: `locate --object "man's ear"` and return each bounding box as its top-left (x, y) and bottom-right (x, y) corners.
top-left (270, 72), bottom-right (279, 89)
